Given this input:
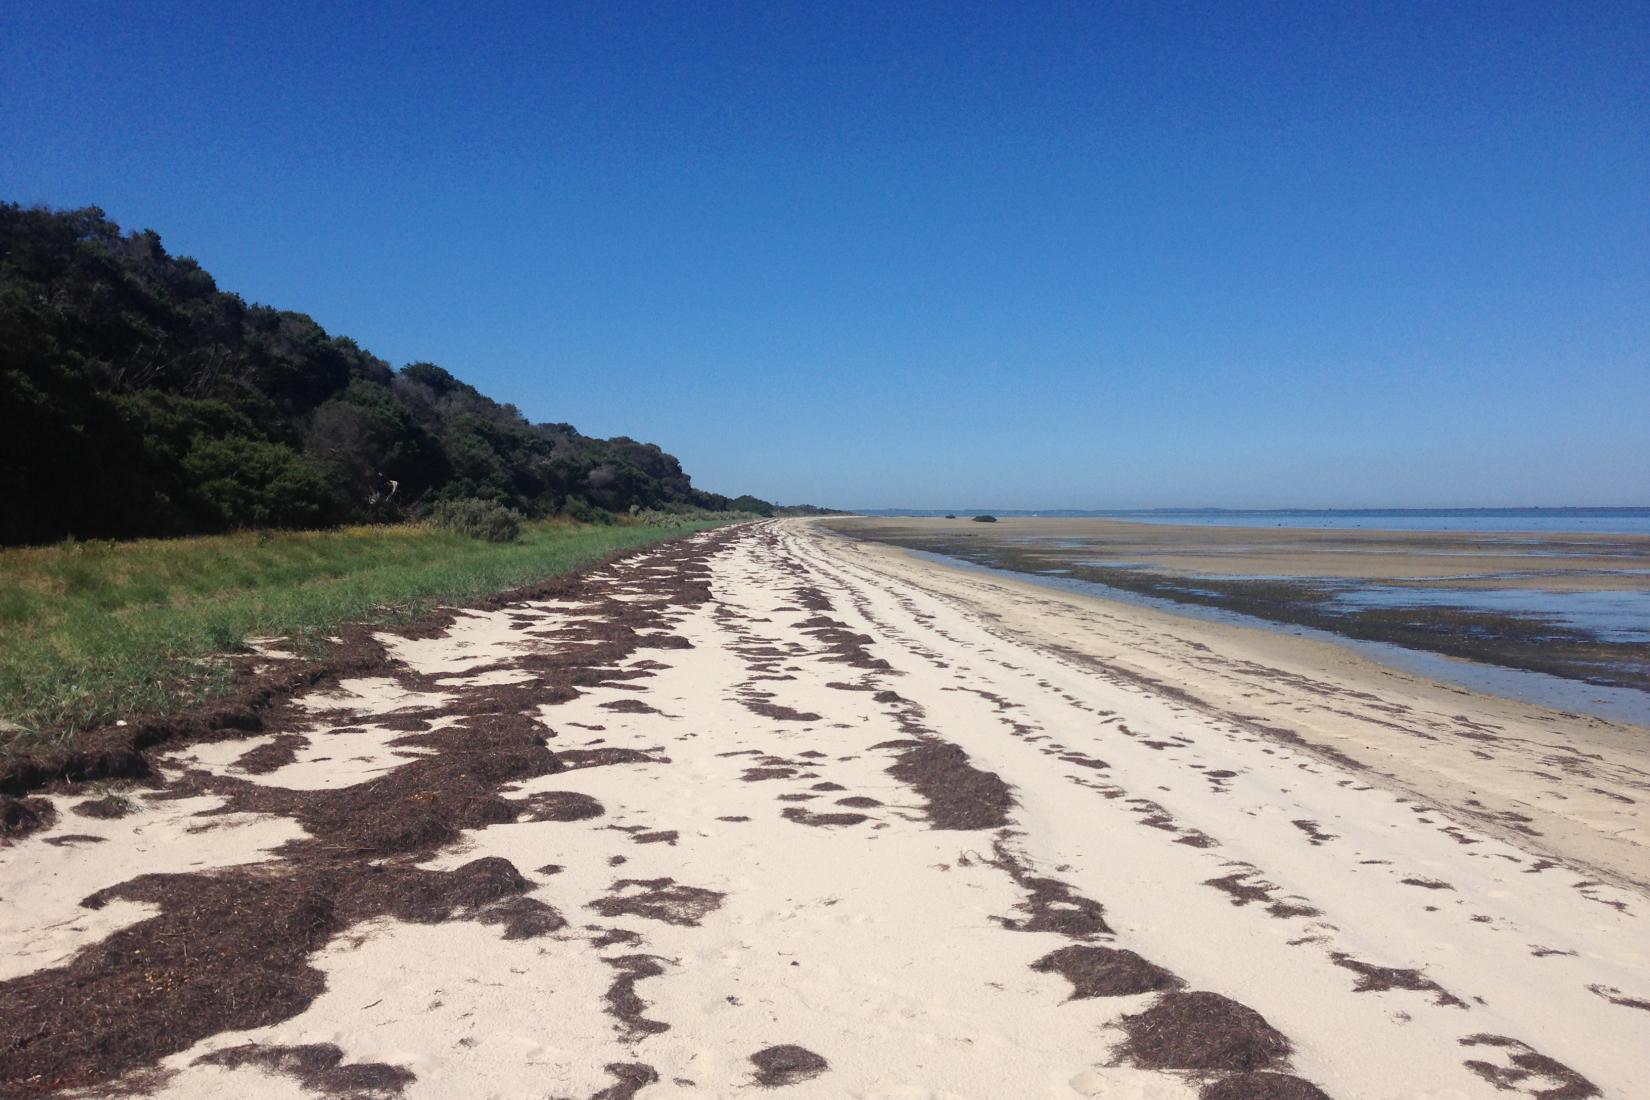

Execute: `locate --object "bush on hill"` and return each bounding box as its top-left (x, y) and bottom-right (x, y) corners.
top-left (428, 498), bottom-right (523, 542)
top-left (558, 496), bottom-right (613, 525)
top-left (0, 203), bottom-right (799, 544)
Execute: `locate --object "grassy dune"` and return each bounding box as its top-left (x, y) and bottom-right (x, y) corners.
top-left (0, 519), bottom-right (722, 755)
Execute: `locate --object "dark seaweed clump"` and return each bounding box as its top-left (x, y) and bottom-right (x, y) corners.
top-left (1119, 991), bottom-right (1291, 1072)
top-left (750, 1045), bottom-right (829, 1087)
top-left (1032, 945), bottom-right (1181, 999)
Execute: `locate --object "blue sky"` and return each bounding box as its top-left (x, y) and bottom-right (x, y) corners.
top-left (3, 1), bottom-right (1646, 509)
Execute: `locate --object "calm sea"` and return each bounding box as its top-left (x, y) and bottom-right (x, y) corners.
top-left (864, 509), bottom-right (1650, 535)
top-left (1102, 509), bottom-right (1650, 534)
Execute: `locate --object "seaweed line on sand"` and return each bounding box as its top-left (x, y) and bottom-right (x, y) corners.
top-left (0, 528), bottom-right (736, 1096)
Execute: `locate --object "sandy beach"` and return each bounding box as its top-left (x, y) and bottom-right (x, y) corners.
top-left (819, 517), bottom-right (1650, 701)
top-left (4, 519), bottom-right (1648, 1099)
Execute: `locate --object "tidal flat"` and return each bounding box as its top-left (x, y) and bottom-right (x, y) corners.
top-left (824, 517), bottom-right (1650, 697)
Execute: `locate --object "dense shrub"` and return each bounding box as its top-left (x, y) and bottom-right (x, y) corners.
top-left (626, 507), bottom-right (766, 525)
top-left (972, 514), bottom-right (998, 523)
top-left (559, 496), bottom-right (613, 525)
top-left (181, 436), bottom-right (342, 529)
top-left (428, 498), bottom-right (522, 542)
top-left (0, 204), bottom-right (807, 545)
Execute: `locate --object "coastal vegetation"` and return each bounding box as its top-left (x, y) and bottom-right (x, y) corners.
top-left (428, 498), bottom-right (525, 543)
top-left (0, 204), bottom-right (833, 545)
top-left (0, 202), bottom-right (851, 757)
top-left (0, 517), bottom-right (720, 756)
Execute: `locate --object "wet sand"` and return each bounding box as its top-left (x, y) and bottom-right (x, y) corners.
top-left (823, 516), bottom-right (1650, 694)
top-left (3, 520), bottom-right (1648, 1099)
top-left (827, 516), bottom-right (1650, 589)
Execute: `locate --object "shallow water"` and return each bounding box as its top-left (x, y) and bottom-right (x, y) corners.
top-left (1326, 586), bottom-right (1650, 645)
top-left (1105, 569), bottom-right (1650, 643)
top-left (1086, 509), bottom-right (1650, 534)
top-left (876, 508), bottom-right (1650, 534)
top-left (910, 550), bottom-right (1650, 727)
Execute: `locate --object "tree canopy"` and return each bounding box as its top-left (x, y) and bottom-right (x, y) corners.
top-left (0, 204), bottom-right (793, 544)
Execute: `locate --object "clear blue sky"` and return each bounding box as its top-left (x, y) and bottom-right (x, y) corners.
top-left (3, 1), bottom-right (1646, 509)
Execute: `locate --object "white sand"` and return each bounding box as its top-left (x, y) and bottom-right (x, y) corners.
top-left (0, 790), bottom-right (304, 982)
top-left (4, 520), bottom-right (1647, 1099)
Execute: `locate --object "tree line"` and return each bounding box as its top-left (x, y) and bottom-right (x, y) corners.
top-left (0, 204), bottom-right (831, 544)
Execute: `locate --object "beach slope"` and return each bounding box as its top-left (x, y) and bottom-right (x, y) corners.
top-left (2, 519), bottom-right (1646, 1099)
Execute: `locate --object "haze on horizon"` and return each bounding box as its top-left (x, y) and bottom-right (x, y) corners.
top-left (3, 3), bottom-right (1645, 511)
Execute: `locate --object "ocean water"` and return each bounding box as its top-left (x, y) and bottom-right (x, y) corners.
top-left (1062, 566), bottom-right (1650, 646)
top-left (1102, 509), bottom-right (1650, 534)
top-left (864, 509), bottom-right (1650, 535)
top-left (1325, 586), bottom-right (1650, 644)
top-left (908, 549), bottom-right (1650, 726)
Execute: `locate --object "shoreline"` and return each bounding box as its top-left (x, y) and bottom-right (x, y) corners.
top-left (813, 521), bottom-right (1650, 892)
top-left (903, 544), bottom-right (1650, 727)
top-left (819, 515), bottom-right (1650, 695)
top-left (3, 519), bottom-right (1647, 1098)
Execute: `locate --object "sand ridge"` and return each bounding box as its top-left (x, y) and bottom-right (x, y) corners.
top-left (1, 520), bottom-right (1646, 1098)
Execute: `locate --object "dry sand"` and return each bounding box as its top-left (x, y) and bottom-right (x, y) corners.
top-left (3, 520), bottom-right (1647, 1099)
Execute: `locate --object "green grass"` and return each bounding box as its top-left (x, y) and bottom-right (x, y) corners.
top-left (0, 519), bottom-right (723, 757)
